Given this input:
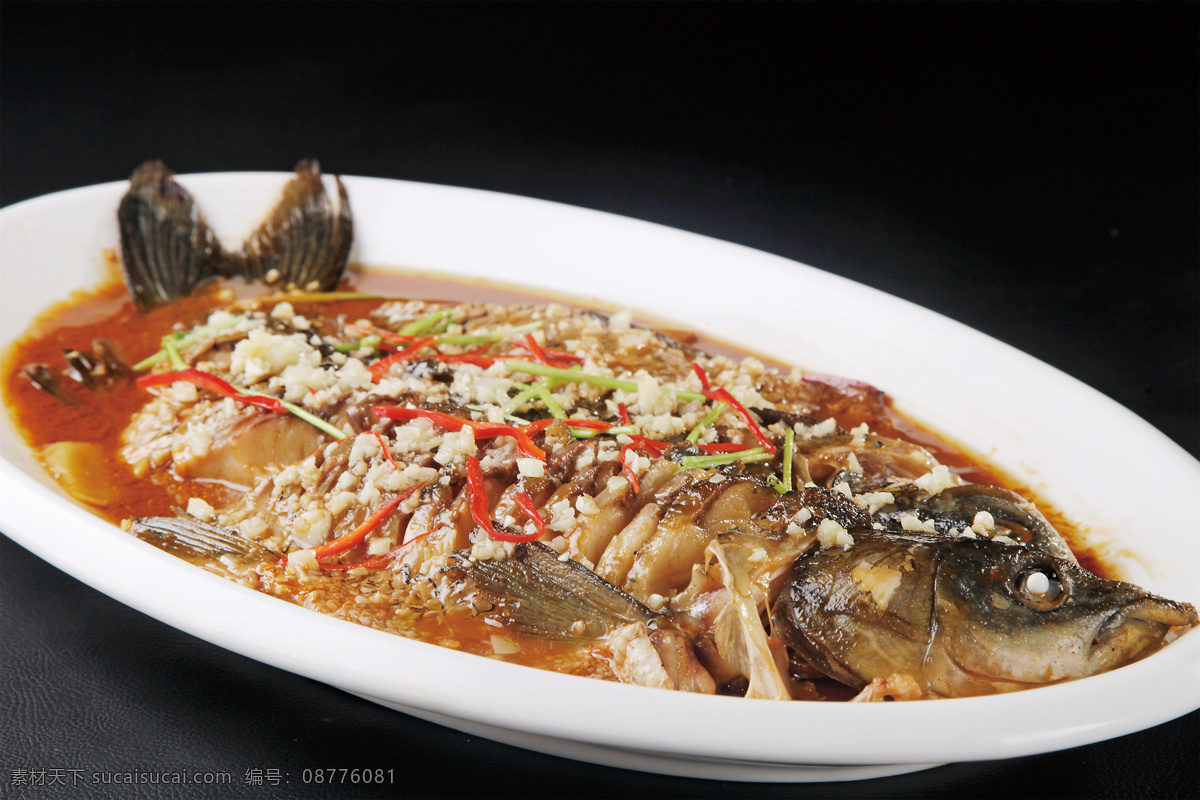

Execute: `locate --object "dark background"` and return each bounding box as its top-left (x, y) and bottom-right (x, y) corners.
top-left (2, 3), bottom-right (1196, 798)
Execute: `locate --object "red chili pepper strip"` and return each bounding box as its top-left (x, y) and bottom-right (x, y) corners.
top-left (392, 334), bottom-right (439, 357)
top-left (136, 369), bottom-right (287, 414)
top-left (371, 406), bottom-right (546, 460)
top-left (517, 418), bottom-right (613, 437)
top-left (630, 435), bottom-right (666, 457)
top-left (347, 324), bottom-right (497, 365)
top-left (372, 405), bottom-right (468, 430)
top-left (519, 418), bottom-right (556, 436)
top-left (614, 401), bottom-right (656, 491)
top-left (318, 531), bottom-right (432, 572)
top-left (344, 322), bottom-right (420, 345)
top-left (542, 348), bottom-right (584, 364)
top-left (487, 522), bottom-right (542, 543)
top-left (468, 423), bottom-right (546, 460)
top-left (512, 491), bottom-right (548, 539)
top-left (466, 456), bottom-right (499, 536)
top-left (319, 532), bottom-right (432, 568)
top-left (562, 419), bottom-right (613, 430)
top-left (617, 434), bottom-right (669, 493)
top-left (520, 333), bottom-right (554, 367)
top-left (690, 362), bottom-right (776, 454)
top-left (370, 432), bottom-right (399, 470)
top-left (465, 458), bottom-right (542, 543)
top-left (368, 335), bottom-right (439, 381)
top-left (517, 333), bottom-right (582, 369)
top-left (620, 443), bottom-right (642, 493)
top-left (310, 483), bottom-right (425, 561)
top-left (706, 386), bottom-right (776, 453)
top-left (617, 402), bottom-right (632, 426)
top-left (431, 345), bottom-right (496, 367)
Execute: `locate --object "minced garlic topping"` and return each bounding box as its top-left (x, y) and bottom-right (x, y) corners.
top-left (817, 518), bottom-right (854, 549)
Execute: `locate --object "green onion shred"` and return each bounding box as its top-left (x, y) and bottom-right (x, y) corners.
top-left (677, 446), bottom-right (773, 471)
top-left (133, 314), bottom-right (247, 371)
top-left (504, 360), bottom-right (706, 403)
top-left (241, 388), bottom-right (348, 440)
top-left (685, 402), bottom-right (726, 443)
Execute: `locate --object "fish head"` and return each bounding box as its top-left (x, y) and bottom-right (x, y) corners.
top-left (771, 533), bottom-right (943, 690)
top-left (771, 532), bottom-right (1198, 698)
top-left (928, 541), bottom-right (1198, 695)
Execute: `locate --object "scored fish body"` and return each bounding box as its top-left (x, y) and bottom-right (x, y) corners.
top-left (123, 295), bottom-right (1198, 699)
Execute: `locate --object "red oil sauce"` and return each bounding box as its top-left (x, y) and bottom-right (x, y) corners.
top-left (1, 264), bottom-right (1111, 600)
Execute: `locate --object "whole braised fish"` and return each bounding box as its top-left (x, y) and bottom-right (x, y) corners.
top-left (25, 162), bottom-right (1195, 701)
top-left (116, 293), bottom-right (1197, 700)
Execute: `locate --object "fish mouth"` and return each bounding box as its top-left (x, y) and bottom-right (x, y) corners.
top-left (1093, 597), bottom-right (1199, 646)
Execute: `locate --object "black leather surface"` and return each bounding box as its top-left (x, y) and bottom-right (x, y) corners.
top-left (2, 5), bottom-right (1197, 798)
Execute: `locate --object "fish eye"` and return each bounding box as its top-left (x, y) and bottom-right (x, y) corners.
top-left (1014, 567), bottom-right (1066, 610)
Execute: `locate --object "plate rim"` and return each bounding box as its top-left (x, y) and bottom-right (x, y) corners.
top-left (2, 172), bottom-right (1197, 777)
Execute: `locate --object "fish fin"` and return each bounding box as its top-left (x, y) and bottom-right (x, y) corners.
top-left (708, 538), bottom-right (792, 700)
top-left (455, 541), bottom-right (660, 641)
top-left (129, 513), bottom-right (276, 560)
top-left (118, 160), bottom-right (227, 310)
top-left (241, 159), bottom-right (353, 291)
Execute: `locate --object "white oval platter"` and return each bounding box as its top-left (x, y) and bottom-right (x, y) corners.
top-left (1, 173), bottom-right (1197, 782)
